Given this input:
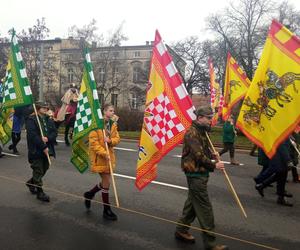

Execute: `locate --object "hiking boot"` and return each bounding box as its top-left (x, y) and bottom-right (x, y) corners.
top-left (255, 184), bottom-right (264, 197)
top-left (230, 158), bottom-right (239, 165)
top-left (174, 231), bottom-right (195, 243)
top-left (277, 197), bottom-right (293, 207)
top-left (26, 179), bottom-right (37, 194)
top-left (83, 191), bottom-right (95, 209)
top-left (208, 245), bottom-right (229, 250)
top-left (13, 149), bottom-right (19, 155)
top-left (103, 207), bottom-right (118, 221)
top-left (36, 189), bottom-right (50, 202)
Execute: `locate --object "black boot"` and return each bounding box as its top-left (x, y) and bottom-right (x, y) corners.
top-left (276, 191), bottom-right (293, 198)
top-left (36, 188), bottom-right (50, 202)
top-left (277, 196), bottom-right (293, 207)
top-left (255, 174), bottom-right (277, 197)
top-left (26, 178), bottom-right (37, 194)
top-left (103, 206), bottom-right (118, 221)
top-left (13, 148), bottom-right (19, 155)
top-left (83, 184), bottom-right (101, 209)
top-left (84, 191), bottom-right (95, 209)
top-left (255, 184), bottom-right (264, 197)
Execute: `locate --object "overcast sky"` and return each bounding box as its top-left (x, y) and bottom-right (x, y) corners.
top-left (1, 0), bottom-right (299, 45)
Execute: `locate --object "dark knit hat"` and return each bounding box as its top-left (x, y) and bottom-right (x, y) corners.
top-left (35, 101), bottom-right (50, 110)
top-left (194, 106), bottom-right (214, 117)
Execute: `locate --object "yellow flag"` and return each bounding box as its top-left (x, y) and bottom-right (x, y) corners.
top-left (222, 53), bottom-right (250, 120)
top-left (237, 20), bottom-right (300, 158)
top-left (135, 31), bottom-right (195, 190)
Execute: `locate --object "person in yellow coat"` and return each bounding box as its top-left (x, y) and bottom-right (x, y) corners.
top-left (84, 104), bottom-right (120, 220)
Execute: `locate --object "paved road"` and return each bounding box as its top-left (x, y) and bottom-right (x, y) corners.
top-left (0, 137), bottom-right (299, 250)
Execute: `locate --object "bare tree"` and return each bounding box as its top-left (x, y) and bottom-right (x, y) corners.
top-left (17, 18), bottom-right (60, 100)
top-left (206, 0), bottom-right (273, 80)
top-left (0, 36), bottom-right (9, 79)
top-left (172, 37), bottom-right (210, 95)
top-left (276, 1), bottom-right (300, 35)
top-left (66, 21), bottom-right (131, 108)
top-left (68, 19), bottom-right (103, 44)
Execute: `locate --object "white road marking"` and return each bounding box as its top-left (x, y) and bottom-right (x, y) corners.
top-left (56, 141), bottom-right (245, 165)
top-left (114, 173), bottom-right (188, 190)
top-left (2, 152), bottom-right (19, 157)
top-left (115, 147), bottom-right (137, 152)
top-left (172, 155), bottom-right (244, 165)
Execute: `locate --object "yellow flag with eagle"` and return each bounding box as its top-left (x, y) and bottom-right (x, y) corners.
top-left (222, 53), bottom-right (250, 120)
top-left (237, 20), bottom-right (300, 158)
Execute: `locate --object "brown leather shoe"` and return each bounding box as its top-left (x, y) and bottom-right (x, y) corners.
top-left (175, 231), bottom-right (195, 243)
top-left (210, 245), bottom-right (229, 250)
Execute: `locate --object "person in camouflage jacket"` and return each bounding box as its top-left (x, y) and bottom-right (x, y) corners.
top-left (175, 106), bottom-right (228, 250)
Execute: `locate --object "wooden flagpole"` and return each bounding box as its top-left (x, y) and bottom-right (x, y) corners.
top-left (102, 129), bottom-right (120, 207)
top-left (205, 132), bottom-right (247, 218)
top-left (32, 103), bottom-right (51, 165)
top-left (290, 138), bottom-right (300, 156)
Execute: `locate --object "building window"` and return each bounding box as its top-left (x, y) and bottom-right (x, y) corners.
top-left (113, 52), bottom-right (119, 58)
top-left (99, 93), bottom-right (105, 107)
top-left (131, 93), bottom-right (138, 109)
top-left (67, 68), bottom-right (74, 83)
top-left (134, 51), bottom-right (140, 57)
top-left (47, 78), bottom-right (52, 91)
top-left (99, 68), bottom-right (105, 82)
top-left (111, 94), bottom-right (118, 107)
top-left (133, 67), bottom-right (141, 83)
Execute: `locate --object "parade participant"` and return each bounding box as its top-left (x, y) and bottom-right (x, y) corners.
top-left (55, 83), bottom-right (79, 146)
top-left (83, 104), bottom-right (120, 221)
top-left (255, 140), bottom-right (293, 206)
top-left (8, 107), bottom-right (24, 155)
top-left (25, 102), bottom-right (57, 202)
top-left (219, 115), bottom-right (239, 165)
top-left (175, 106), bottom-right (228, 250)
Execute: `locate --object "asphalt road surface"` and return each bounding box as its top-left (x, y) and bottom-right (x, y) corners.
top-left (0, 136), bottom-right (299, 250)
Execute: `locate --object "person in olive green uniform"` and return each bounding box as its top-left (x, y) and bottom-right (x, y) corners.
top-left (219, 116), bottom-right (239, 165)
top-left (25, 102), bottom-right (57, 202)
top-left (175, 106), bottom-right (228, 250)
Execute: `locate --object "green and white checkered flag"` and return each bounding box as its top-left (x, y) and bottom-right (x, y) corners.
top-left (0, 81), bottom-right (13, 145)
top-left (3, 29), bottom-right (33, 108)
top-left (71, 48), bottom-right (104, 173)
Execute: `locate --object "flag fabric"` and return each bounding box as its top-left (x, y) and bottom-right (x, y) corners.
top-left (208, 59), bottom-right (221, 126)
top-left (0, 81), bottom-right (13, 145)
top-left (71, 48), bottom-right (104, 173)
top-left (222, 53), bottom-right (250, 120)
top-left (2, 30), bottom-right (33, 109)
top-left (295, 125), bottom-right (300, 134)
top-left (208, 58), bottom-right (221, 110)
top-left (237, 20), bottom-right (300, 158)
top-left (135, 30), bottom-right (195, 190)
top-left (218, 91), bottom-right (224, 117)
top-left (0, 107), bottom-right (13, 145)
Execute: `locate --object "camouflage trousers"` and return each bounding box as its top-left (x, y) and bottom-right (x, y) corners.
top-left (30, 157), bottom-right (49, 187)
top-left (176, 176), bottom-right (216, 249)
